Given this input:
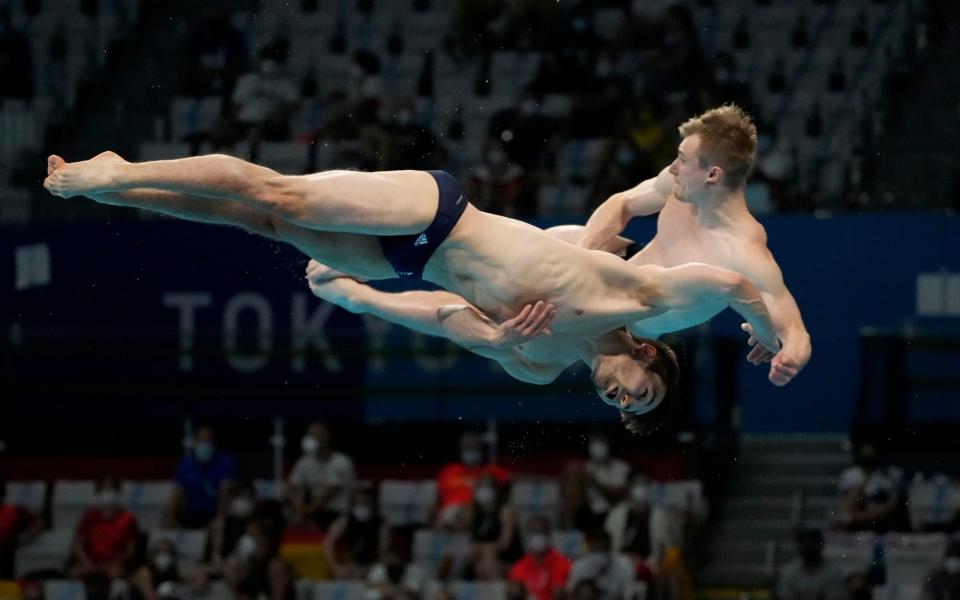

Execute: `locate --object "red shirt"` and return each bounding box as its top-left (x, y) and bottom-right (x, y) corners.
top-left (436, 463), bottom-right (509, 509)
top-left (75, 508), bottom-right (138, 564)
top-left (508, 548), bottom-right (571, 600)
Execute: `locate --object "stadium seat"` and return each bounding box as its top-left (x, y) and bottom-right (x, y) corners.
top-left (52, 480), bottom-right (96, 529)
top-left (15, 529), bottom-right (73, 577)
top-left (148, 529), bottom-right (208, 568)
top-left (121, 480), bottom-right (174, 529)
top-left (379, 479), bottom-right (437, 527)
top-left (43, 579), bottom-right (87, 600)
top-left (412, 529), bottom-right (471, 577)
top-left (822, 531), bottom-right (876, 576)
top-left (7, 480), bottom-right (47, 514)
top-left (883, 533), bottom-right (948, 586)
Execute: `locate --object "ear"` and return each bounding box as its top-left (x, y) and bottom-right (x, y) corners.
top-left (632, 342), bottom-right (657, 360)
top-left (706, 165), bottom-right (724, 185)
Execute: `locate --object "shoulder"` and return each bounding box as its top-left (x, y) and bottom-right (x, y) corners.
top-left (331, 452), bottom-right (355, 468)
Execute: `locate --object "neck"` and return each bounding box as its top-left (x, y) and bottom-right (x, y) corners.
top-left (691, 187), bottom-right (749, 228)
top-left (576, 330), bottom-right (634, 368)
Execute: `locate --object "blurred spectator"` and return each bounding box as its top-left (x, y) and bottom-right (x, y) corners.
top-left (704, 52), bottom-right (754, 113)
top-left (508, 515), bottom-right (571, 600)
top-left (206, 480), bottom-right (258, 574)
top-left (286, 421), bottom-right (356, 528)
top-left (776, 527), bottom-right (846, 600)
top-left (646, 6), bottom-right (712, 101)
top-left (0, 475), bottom-right (43, 579)
top-left (323, 488), bottom-right (388, 580)
top-left (168, 425), bottom-right (236, 528)
top-left (347, 49), bottom-right (384, 128)
top-left (222, 520), bottom-right (292, 600)
top-left (435, 431), bottom-right (510, 530)
top-left (39, 27), bottom-right (69, 107)
top-left (562, 432), bottom-right (630, 531)
top-left (177, 7), bottom-right (248, 97)
top-left (371, 97), bottom-right (445, 170)
top-left (566, 529), bottom-right (634, 600)
top-left (70, 474), bottom-right (139, 593)
top-left (921, 539), bottom-right (960, 600)
top-left (0, 6), bottom-right (34, 102)
top-left (605, 476), bottom-right (679, 583)
top-left (466, 472), bottom-right (523, 580)
top-left (487, 88), bottom-right (557, 173)
top-left (571, 578), bottom-right (603, 600)
top-left (446, 0), bottom-right (504, 59)
top-left (835, 442), bottom-right (905, 532)
top-left (365, 544), bottom-right (429, 600)
top-left (229, 42), bottom-right (300, 161)
top-left (465, 147), bottom-right (533, 218)
top-left (131, 538), bottom-right (194, 600)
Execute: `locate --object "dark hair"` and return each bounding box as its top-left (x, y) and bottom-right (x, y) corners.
top-left (620, 338), bottom-right (680, 437)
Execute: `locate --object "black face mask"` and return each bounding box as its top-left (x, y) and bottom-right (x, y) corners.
top-left (386, 565), bottom-right (405, 583)
top-left (800, 546), bottom-right (822, 566)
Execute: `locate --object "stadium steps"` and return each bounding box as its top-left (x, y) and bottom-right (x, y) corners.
top-left (695, 434), bottom-right (848, 590)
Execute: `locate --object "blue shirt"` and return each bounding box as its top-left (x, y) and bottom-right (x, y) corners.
top-left (174, 452), bottom-right (236, 517)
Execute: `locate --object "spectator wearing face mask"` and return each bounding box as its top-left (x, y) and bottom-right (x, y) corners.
top-left (567, 529), bottom-right (634, 600)
top-left (776, 527), bottom-right (846, 600)
top-left (206, 480), bottom-right (259, 574)
top-left (286, 421), bottom-right (356, 528)
top-left (366, 544), bottom-right (428, 600)
top-left (324, 488), bottom-right (388, 580)
top-left (436, 431), bottom-right (510, 530)
top-left (223, 520), bottom-right (293, 600)
top-left (0, 474), bottom-right (43, 579)
top-left (835, 442), bottom-right (905, 532)
top-left (562, 432), bottom-right (631, 531)
top-left (132, 538), bottom-right (191, 600)
top-left (922, 539), bottom-right (960, 600)
top-left (604, 476), bottom-right (680, 583)
top-left (508, 515), bottom-right (571, 600)
top-left (70, 474), bottom-right (139, 582)
top-left (467, 473), bottom-right (524, 580)
top-left (228, 40), bottom-right (300, 161)
top-left (168, 425), bottom-right (236, 529)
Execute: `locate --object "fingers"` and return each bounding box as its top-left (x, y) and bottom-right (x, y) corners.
top-left (526, 302), bottom-right (555, 336)
top-left (746, 345), bottom-right (767, 365)
top-left (507, 301), bottom-right (556, 338)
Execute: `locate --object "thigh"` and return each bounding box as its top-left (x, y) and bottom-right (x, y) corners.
top-left (273, 218), bottom-right (396, 281)
top-left (290, 169), bottom-right (440, 235)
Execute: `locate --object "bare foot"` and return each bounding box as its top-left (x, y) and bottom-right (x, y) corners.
top-left (43, 151), bottom-right (127, 198)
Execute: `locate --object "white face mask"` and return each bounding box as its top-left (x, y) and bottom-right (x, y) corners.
top-left (474, 485), bottom-right (496, 506)
top-left (946, 557), bottom-right (960, 574)
top-left (194, 441), bottom-right (214, 462)
top-left (631, 485), bottom-right (649, 504)
top-left (352, 505), bottom-right (372, 522)
top-left (229, 497), bottom-right (254, 518)
top-left (236, 534), bottom-right (258, 560)
top-left (153, 552), bottom-right (174, 571)
top-left (301, 435), bottom-right (319, 455)
top-left (527, 533), bottom-right (548, 554)
top-left (588, 441), bottom-right (609, 461)
top-left (461, 449), bottom-right (482, 467)
top-left (98, 490), bottom-right (119, 508)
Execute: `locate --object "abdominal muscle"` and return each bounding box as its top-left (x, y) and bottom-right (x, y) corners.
top-left (426, 207), bottom-right (602, 327)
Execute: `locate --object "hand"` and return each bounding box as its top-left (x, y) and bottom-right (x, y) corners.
top-left (43, 151), bottom-right (125, 198)
top-left (491, 301), bottom-right (555, 349)
top-left (741, 323), bottom-right (804, 387)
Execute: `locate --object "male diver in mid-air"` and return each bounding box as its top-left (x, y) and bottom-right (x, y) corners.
top-left (549, 104), bottom-right (810, 386)
top-left (44, 109), bottom-right (786, 434)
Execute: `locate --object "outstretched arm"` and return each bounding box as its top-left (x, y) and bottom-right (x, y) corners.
top-left (305, 262), bottom-right (563, 384)
top-left (579, 167), bottom-right (673, 250)
top-left (735, 245), bottom-right (812, 386)
top-left (649, 263), bottom-right (784, 357)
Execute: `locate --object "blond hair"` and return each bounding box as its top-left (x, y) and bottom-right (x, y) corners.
top-left (678, 104), bottom-right (757, 189)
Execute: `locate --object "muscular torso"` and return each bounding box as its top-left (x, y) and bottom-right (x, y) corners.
top-left (429, 207), bottom-right (664, 339)
top-left (276, 205), bottom-right (665, 370)
top-left (625, 194), bottom-right (768, 337)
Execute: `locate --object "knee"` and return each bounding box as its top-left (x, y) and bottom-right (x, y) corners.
top-left (258, 175), bottom-right (305, 221)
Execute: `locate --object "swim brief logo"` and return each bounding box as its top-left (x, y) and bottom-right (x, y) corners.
top-left (398, 271), bottom-right (414, 277)
top-left (414, 233), bottom-right (429, 246)
top-left (456, 194), bottom-right (464, 204)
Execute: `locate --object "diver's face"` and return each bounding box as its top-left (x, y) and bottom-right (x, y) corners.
top-left (592, 353), bottom-right (665, 416)
top-left (668, 135), bottom-right (713, 203)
